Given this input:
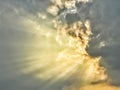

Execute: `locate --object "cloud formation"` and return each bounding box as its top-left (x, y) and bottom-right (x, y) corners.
top-left (0, 0), bottom-right (120, 90)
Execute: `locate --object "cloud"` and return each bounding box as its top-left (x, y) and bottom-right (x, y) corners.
top-left (0, 0), bottom-right (120, 90)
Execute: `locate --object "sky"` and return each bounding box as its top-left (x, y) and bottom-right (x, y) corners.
top-left (0, 0), bottom-right (120, 90)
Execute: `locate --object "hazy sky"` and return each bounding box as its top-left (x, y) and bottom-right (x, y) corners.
top-left (0, 0), bottom-right (120, 90)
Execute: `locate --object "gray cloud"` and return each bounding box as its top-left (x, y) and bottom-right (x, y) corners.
top-left (87, 0), bottom-right (120, 85)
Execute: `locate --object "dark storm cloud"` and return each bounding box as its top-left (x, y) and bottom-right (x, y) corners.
top-left (87, 0), bottom-right (120, 85)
